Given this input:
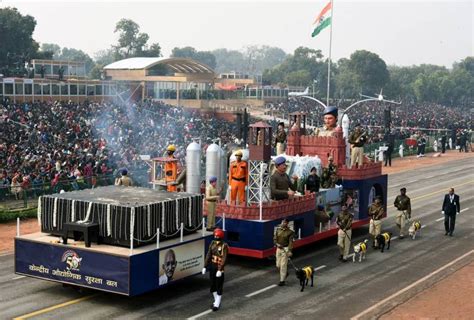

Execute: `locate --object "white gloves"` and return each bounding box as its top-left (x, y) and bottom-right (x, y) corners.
top-left (441, 211), bottom-right (445, 215)
top-left (216, 270), bottom-right (222, 277)
top-left (457, 212), bottom-right (460, 215)
top-left (202, 268), bottom-right (206, 275)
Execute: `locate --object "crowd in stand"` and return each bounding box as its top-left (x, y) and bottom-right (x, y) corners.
top-left (0, 100), bottom-right (239, 200)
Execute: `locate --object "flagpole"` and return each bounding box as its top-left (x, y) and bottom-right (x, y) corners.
top-left (326, 0), bottom-right (334, 107)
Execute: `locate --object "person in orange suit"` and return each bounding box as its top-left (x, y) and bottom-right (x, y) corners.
top-left (165, 144), bottom-right (178, 192)
top-left (229, 150), bottom-right (247, 205)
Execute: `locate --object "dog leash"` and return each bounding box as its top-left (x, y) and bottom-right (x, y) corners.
top-left (288, 258), bottom-right (298, 271)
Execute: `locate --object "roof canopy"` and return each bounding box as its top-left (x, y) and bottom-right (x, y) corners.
top-left (104, 57), bottom-right (214, 74)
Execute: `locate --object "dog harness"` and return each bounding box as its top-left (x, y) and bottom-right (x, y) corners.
top-left (359, 242), bottom-right (367, 252)
top-left (382, 233), bottom-right (391, 242)
top-left (302, 266), bottom-right (313, 279)
top-left (414, 221), bottom-right (421, 231)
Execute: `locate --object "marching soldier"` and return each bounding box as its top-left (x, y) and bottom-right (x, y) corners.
top-left (336, 205), bottom-right (353, 262)
top-left (349, 124), bottom-right (368, 168)
top-left (229, 150), bottom-right (247, 204)
top-left (274, 218), bottom-right (294, 286)
top-left (394, 187), bottom-right (411, 239)
top-left (368, 197), bottom-right (384, 248)
top-left (165, 144), bottom-right (178, 192)
top-left (202, 228), bottom-right (228, 312)
top-left (274, 122), bottom-right (287, 155)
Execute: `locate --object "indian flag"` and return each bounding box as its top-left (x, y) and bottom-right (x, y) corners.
top-left (312, 1), bottom-right (332, 38)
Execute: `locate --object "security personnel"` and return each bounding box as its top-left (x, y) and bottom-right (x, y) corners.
top-left (165, 145), bottom-right (178, 192)
top-left (116, 169), bottom-right (132, 186)
top-left (394, 187), bottom-right (412, 239)
top-left (202, 228), bottom-right (228, 311)
top-left (349, 123), bottom-right (368, 168)
top-left (270, 156), bottom-right (298, 200)
top-left (274, 122), bottom-right (287, 155)
top-left (229, 150), bottom-right (247, 204)
top-left (315, 106), bottom-right (338, 137)
top-left (336, 205), bottom-right (353, 262)
top-left (273, 218), bottom-right (294, 286)
top-left (368, 197), bottom-right (384, 248)
top-left (206, 176), bottom-right (219, 230)
top-left (328, 156), bottom-right (337, 177)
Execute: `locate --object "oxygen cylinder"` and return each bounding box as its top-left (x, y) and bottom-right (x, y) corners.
top-left (186, 141), bottom-right (201, 194)
top-left (206, 143), bottom-right (221, 189)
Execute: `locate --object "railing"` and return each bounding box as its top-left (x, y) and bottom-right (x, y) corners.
top-left (0, 174), bottom-right (117, 210)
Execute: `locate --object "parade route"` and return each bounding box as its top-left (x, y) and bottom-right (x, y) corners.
top-left (0, 150), bottom-right (472, 319)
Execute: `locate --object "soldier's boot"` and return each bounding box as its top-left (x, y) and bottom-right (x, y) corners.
top-left (212, 295), bottom-right (222, 311)
top-left (211, 292), bottom-right (218, 309)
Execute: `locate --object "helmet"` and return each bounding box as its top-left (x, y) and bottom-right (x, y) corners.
top-left (121, 169), bottom-right (128, 176)
top-left (235, 150), bottom-right (243, 157)
top-left (167, 145), bottom-right (176, 152)
top-left (213, 228), bottom-right (224, 239)
top-left (323, 106), bottom-right (338, 117)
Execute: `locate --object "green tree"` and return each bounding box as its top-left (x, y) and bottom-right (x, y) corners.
top-left (212, 48), bottom-right (246, 73)
top-left (347, 50), bottom-right (390, 95)
top-left (0, 7), bottom-right (39, 72)
top-left (40, 43), bottom-right (61, 59)
top-left (171, 47), bottom-right (216, 69)
top-left (113, 19), bottom-right (161, 59)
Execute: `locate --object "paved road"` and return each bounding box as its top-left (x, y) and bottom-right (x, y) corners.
top-left (1, 158), bottom-right (473, 320)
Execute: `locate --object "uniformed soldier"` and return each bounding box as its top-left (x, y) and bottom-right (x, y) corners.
top-left (206, 176), bottom-right (220, 230)
top-left (202, 228), bottom-right (228, 311)
top-left (115, 169), bottom-right (132, 186)
top-left (274, 122), bottom-right (287, 155)
top-left (229, 150), bottom-right (247, 204)
top-left (165, 144), bottom-right (178, 192)
top-left (368, 197), bottom-right (384, 248)
top-left (394, 187), bottom-right (412, 239)
top-left (320, 167), bottom-right (331, 189)
top-left (328, 156), bottom-right (337, 177)
top-left (336, 205), bottom-right (353, 262)
top-left (348, 124), bottom-right (368, 168)
top-left (315, 106), bottom-right (338, 137)
top-left (270, 156), bottom-right (298, 200)
top-left (274, 218), bottom-right (295, 286)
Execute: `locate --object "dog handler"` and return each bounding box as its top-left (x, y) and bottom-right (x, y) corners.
top-left (274, 218), bottom-right (295, 286)
top-left (394, 187), bottom-right (412, 239)
top-left (336, 205), bottom-right (353, 262)
top-left (368, 197), bottom-right (384, 248)
top-left (202, 228), bottom-right (228, 311)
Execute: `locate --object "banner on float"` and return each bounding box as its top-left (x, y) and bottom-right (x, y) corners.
top-left (15, 240), bottom-right (129, 295)
top-left (158, 239), bottom-right (205, 286)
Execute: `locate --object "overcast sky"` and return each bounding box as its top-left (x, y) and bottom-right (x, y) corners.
top-left (3, 0), bottom-right (473, 67)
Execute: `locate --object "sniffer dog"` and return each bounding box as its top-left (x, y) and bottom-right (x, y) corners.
top-left (353, 239), bottom-right (368, 263)
top-left (295, 266), bottom-right (314, 292)
top-left (408, 221), bottom-right (422, 239)
top-left (376, 232), bottom-right (392, 253)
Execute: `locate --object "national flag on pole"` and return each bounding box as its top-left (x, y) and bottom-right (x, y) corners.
top-left (312, 1), bottom-right (332, 38)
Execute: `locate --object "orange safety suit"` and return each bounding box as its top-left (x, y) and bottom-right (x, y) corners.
top-left (165, 157), bottom-right (178, 192)
top-left (229, 160), bottom-right (247, 204)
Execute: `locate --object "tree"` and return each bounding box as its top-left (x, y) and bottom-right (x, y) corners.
top-left (40, 43), bottom-right (61, 59)
top-left (242, 45), bottom-right (287, 74)
top-left (113, 19), bottom-right (161, 59)
top-left (347, 50), bottom-right (390, 95)
top-left (0, 7), bottom-right (39, 73)
top-left (212, 49), bottom-right (246, 73)
top-left (171, 47), bottom-right (216, 69)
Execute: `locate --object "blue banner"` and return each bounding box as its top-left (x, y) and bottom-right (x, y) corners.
top-left (15, 239), bottom-right (130, 295)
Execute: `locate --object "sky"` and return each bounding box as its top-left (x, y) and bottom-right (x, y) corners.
top-left (2, 0), bottom-right (473, 67)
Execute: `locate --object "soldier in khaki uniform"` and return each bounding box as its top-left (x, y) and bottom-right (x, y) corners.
top-left (274, 122), bottom-right (287, 155)
top-left (394, 187), bottom-right (411, 239)
top-left (368, 197), bottom-right (384, 248)
top-left (273, 218), bottom-right (294, 286)
top-left (206, 176), bottom-right (220, 230)
top-left (202, 228), bottom-right (228, 312)
top-left (314, 106), bottom-right (338, 137)
top-left (348, 124), bottom-right (368, 168)
top-left (336, 205), bottom-right (353, 262)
